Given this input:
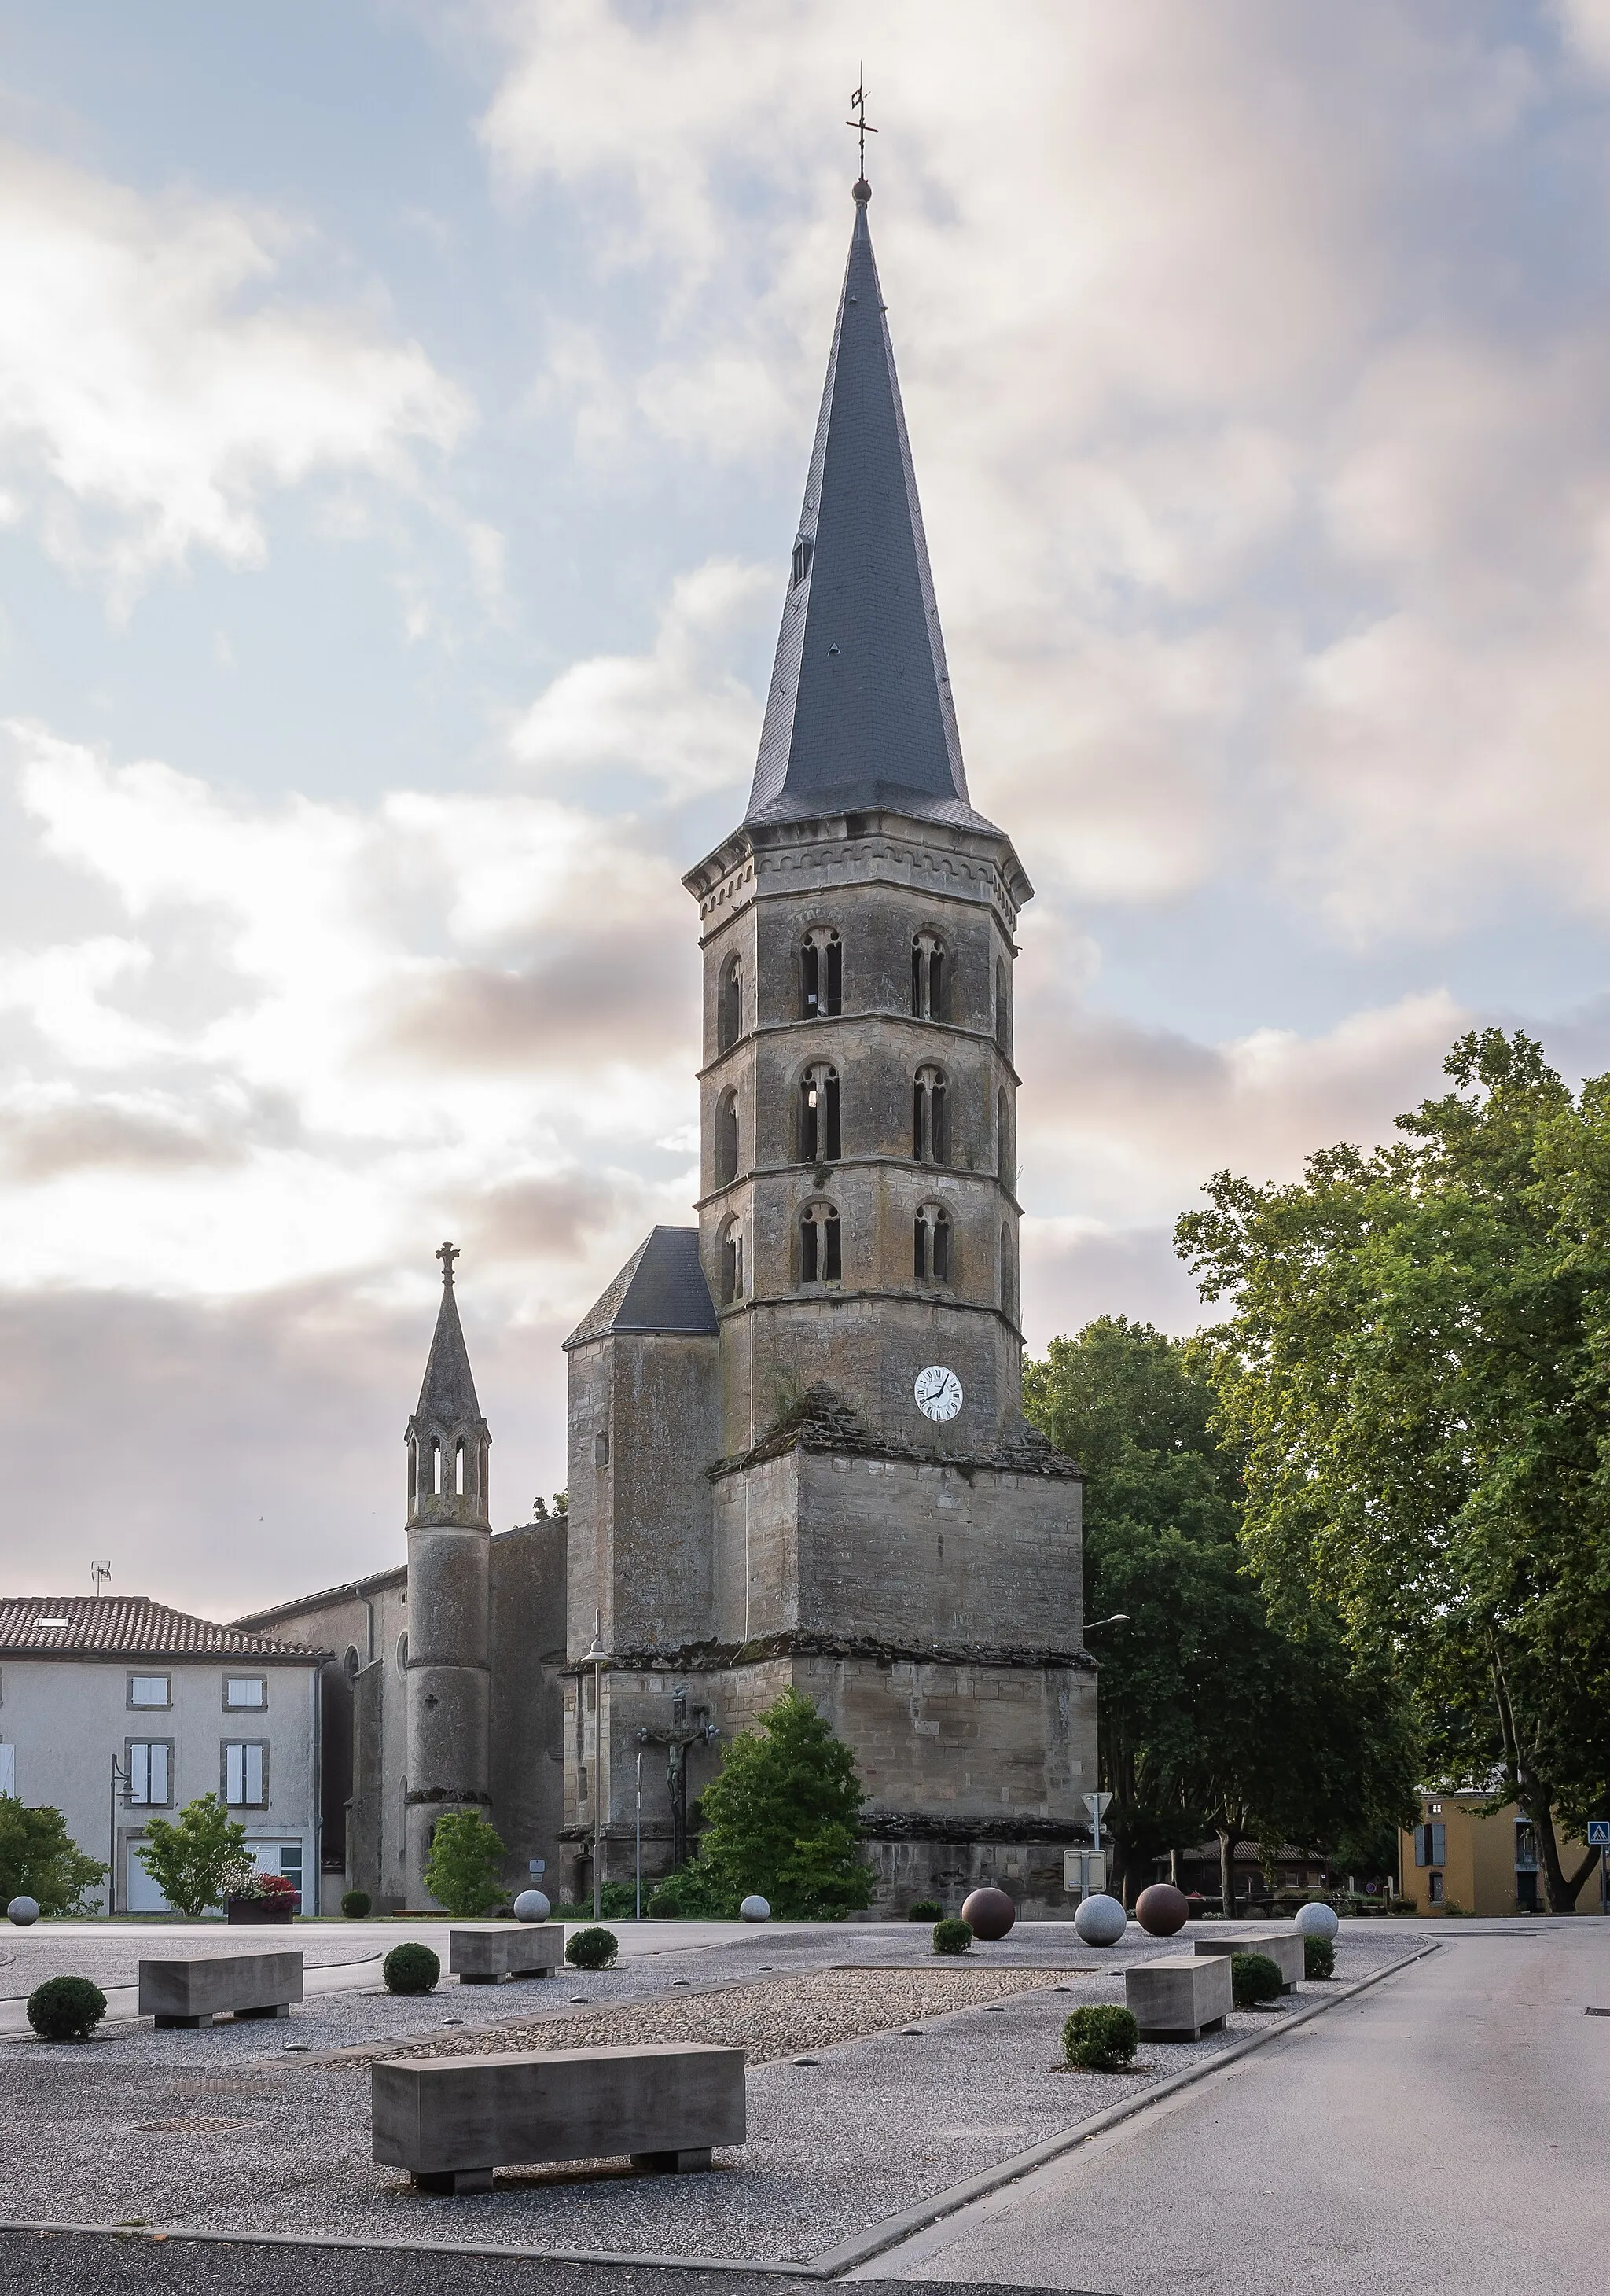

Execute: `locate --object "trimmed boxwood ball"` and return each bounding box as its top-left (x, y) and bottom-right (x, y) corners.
top-left (382, 1943), bottom-right (440, 1996)
top-left (28, 1975), bottom-right (107, 2042)
top-left (1134, 1882), bottom-right (1189, 1937)
top-left (907, 1900), bottom-right (943, 1921)
top-left (1231, 1951), bottom-right (1283, 2007)
top-left (1294, 1899), bottom-right (1340, 1942)
top-left (340, 1889), bottom-right (371, 1919)
top-left (1063, 2003), bottom-right (1138, 2072)
top-left (1304, 1934), bottom-right (1336, 1981)
top-left (932, 1917), bottom-right (973, 1956)
top-left (566, 1926), bottom-right (619, 1971)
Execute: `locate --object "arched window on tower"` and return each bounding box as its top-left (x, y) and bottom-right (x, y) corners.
top-left (717, 955), bottom-right (742, 1053)
top-left (800, 929), bottom-right (842, 1017)
top-left (912, 933), bottom-right (946, 1020)
top-left (1002, 1223), bottom-right (1015, 1319)
top-left (995, 957), bottom-right (1011, 1057)
top-left (429, 1437), bottom-right (442, 1497)
top-left (799, 1201), bottom-right (842, 1283)
top-left (998, 1087), bottom-right (1013, 1187)
top-left (715, 1088), bottom-right (740, 1187)
top-left (407, 1437), bottom-right (417, 1510)
top-left (455, 1438), bottom-right (466, 1496)
top-left (799, 1063), bottom-right (840, 1162)
top-left (913, 1065), bottom-right (948, 1163)
top-left (913, 1201), bottom-right (952, 1284)
top-left (720, 1218), bottom-right (744, 1306)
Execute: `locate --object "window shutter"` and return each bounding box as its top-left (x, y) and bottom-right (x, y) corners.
top-left (0, 1744), bottom-right (14, 1797)
top-left (246, 1744), bottom-right (264, 1804)
top-left (1432, 1823), bottom-right (1446, 1865)
top-left (131, 1743), bottom-right (149, 1803)
top-left (226, 1743), bottom-right (244, 1805)
top-left (152, 1744), bottom-right (169, 1804)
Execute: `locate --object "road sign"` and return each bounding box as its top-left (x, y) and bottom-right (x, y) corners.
top-left (1588, 1821), bottom-right (1610, 1848)
top-left (1063, 1849), bottom-right (1108, 1896)
top-left (1083, 1792), bottom-right (1113, 1818)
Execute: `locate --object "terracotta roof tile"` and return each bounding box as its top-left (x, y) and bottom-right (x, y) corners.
top-left (0, 1597), bottom-right (321, 1659)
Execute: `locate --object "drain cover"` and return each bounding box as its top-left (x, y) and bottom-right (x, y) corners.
top-left (131, 2118), bottom-right (254, 2135)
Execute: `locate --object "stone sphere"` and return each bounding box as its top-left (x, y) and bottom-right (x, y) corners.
top-left (961, 1886), bottom-right (1016, 1941)
top-left (1073, 1893), bottom-right (1127, 1947)
top-left (1294, 1900), bottom-right (1340, 1941)
top-left (739, 1894), bottom-right (770, 1923)
top-left (6, 1896), bottom-right (39, 1927)
top-left (1134, 1882), bottom-right (1190, 1937)
top-left (513, 1890), bottom-right (550, 1923)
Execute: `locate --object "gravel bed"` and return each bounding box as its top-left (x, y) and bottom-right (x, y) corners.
top-left (0, 1931), bottom-right (382, 1997)
top-left (0, 1932), bottom-right (1424, 2262)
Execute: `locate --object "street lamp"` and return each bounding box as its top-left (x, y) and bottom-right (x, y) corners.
top-left (108, 1755), bottom-right (133, 1917)
top-left (582, 1614), bottom-right (605, 1922)
top-left (1084, 1614), bottom-right (1130, 1635)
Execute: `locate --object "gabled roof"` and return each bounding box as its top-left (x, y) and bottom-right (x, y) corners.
top-left (0, 1596), bottom-right (320, 1660)
top-left (564, 1227), bottom-right (717, 1350)
top-left (414, 1251), bottom-right (484, 1430)
top-left (746, 182), bottom-right (994, 836)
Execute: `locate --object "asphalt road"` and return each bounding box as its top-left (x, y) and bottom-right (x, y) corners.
top-left (861, 1920), bottom-right (1610, 2294)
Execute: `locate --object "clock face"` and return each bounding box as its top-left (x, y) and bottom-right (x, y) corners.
top-left (914, 1364), bottom-right (963, 1422)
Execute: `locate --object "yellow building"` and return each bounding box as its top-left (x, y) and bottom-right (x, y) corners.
top-left (1399, 1790), bottom-right (1605, 1915)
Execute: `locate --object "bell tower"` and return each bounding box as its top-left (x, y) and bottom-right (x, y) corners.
top-left (403, 1242), bottom-right (492, 1907)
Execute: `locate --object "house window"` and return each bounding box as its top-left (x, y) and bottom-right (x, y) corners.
top-left (224, 1676), bottom-right (266, 1711)
top-left (911, 933), bottom-right (945, 1020)
top-left (913, 1065), bottom-right (947, 1163)
top-left (224, 1742), bottom-right (269, 1808)
top-left (800, 1201), bottom-right (842, 1283)
top-left (127, 1741), bottom-right (172, 1807)
top-left (717, 955), bottom-right (742, 1053)
top-left (800, 929), bottom-right (842, 1017)
top-left (720, 1219), bottom-right (744, 1306)
top-left (914, 1204), bottom-right (951, 1283)
top-left (1428, 1871), bottom-right (1445, 1904)
top-left (715, 1087), bottom-right (740, 1187)
top-left (128, 1675), bottom-right (171, 1709)
top-left (799, 1064), bottom-right (840, 1162)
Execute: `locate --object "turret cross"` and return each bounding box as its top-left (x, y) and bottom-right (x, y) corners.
top-left (436, 1239), bottom-right (459, 1286)
top-left (846, 71), bottom-right (877, 182)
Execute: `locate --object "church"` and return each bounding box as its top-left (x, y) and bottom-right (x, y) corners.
top-left (237, 173), bottom-right (1096, 1919)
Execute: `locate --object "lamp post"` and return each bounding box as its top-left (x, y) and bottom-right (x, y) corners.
top-left (107, 1755), bottom-right (131, 1917)
top-left (1079, 1619), bottom-right (1128, 1895)
top-left (582, 1615), bottom-right (605, 1922)
top-left (634, 1744), bottom-right (644, 1919)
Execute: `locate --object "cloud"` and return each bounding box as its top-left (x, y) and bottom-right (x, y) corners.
top-left (0, 141), bottom-right (469, 594)
top-left (0, 1091), bottom-right (248, 1183)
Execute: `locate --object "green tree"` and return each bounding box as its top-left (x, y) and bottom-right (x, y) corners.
top-left (138, 1794), bottom-right (248, 1918)
top-left (692, 1689), bottom-right (874, 1919)
top-left (0, 1798), bottom-right (106, 1916)
top-left (1024, 1317), bottom-right (1417, 1906)
top-left (1177, 1028), bottom-right (1610, 1913)
top-left (423, 1810), bottom-right (506, 1916)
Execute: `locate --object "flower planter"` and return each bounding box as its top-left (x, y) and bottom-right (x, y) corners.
top-left (226, 1895), bottom-right (297, 1925)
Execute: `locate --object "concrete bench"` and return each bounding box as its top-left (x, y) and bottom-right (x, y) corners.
top-left (1193, 1930), bottom-right (1304, 1993)
top-left (449, 1924), bottom-right (563, 1984)
top-left (139, 1950), bottom-right (303, 2029)
top-left (372, 2041), bottom-right (746, 2195)
top-left (1125, 1951), bottom-right (1231, 2041)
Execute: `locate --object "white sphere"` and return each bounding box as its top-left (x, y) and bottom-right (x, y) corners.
top-left (513, 1890), bottom-right (550, 1923)
top-left (1074, 1893), bottom-right (1127, 1946)
top-left (1294, 1900), bottom-right (1339, 1941)
top-left (738, 1894), bottom-right (771, 1923)
top-left (6, 1896), bottom-right (39, 1927)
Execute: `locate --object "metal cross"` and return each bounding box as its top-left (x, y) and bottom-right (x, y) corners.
top-left (846, 72), bottom-right (877, 179)
top-left (436, 1239), bottom-right (459, 1285)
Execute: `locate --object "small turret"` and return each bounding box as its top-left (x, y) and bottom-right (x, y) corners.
top-left (402, 1242), bottom-right (493, 1907)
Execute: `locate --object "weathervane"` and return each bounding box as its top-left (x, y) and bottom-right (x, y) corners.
top-left (846, 69), bottom-right (877, 185)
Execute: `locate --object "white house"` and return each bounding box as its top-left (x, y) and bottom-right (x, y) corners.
top-left (0, 1596), bottom-right (325, 1914)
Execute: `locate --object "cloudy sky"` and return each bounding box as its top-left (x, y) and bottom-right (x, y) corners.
top-left (5, 0), bottom-right (1610, 1615)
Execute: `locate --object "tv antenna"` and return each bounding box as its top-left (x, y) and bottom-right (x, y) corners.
top-left (90, 1561), bottom-right (112, 1597)
top-left (847, 70), bottom-right (877, 184)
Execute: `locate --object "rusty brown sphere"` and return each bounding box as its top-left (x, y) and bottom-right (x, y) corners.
top-left (1135, 1882), bottom-right (1190, 1937)
top-left (961, 1886), bottom-right (1016, 1941)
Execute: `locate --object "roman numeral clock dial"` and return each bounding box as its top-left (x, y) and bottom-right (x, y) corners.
top-left (914, 1365), bottom-right (963, 1422)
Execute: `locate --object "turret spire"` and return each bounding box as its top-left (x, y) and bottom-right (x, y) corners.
top-left (745, 177), bottom-right (983, 831)
top-left (407, 1242), bottom-right (488, 1525)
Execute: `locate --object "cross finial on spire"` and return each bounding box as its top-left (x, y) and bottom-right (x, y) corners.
top-left (436, 1240), bottom-right (459, 1286)
top-left (846, 68), bottom-right (877, 197)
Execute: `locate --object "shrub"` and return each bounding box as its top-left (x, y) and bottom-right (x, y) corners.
top-left (597, 1880), bottom-right (637, 1919)
top-left (566, 1926), bottom-right (619, 1970)
top-left (1231, 1952), bottom-right (1283, 2007)
top-left (1062, 2003), bottom-right (1138, 2072)
top-left (907, 1899), bottom-right (943, 1921)
top-left (693, 1688), bottom-right (874, 1919)
top-left (0, 1799), bottom-right (107, 1918)
top-left (28, 1975), bottom-right (107, 2042)
top-left (932, 1917), bottom-right (973, 1956)
top-left (1304, 1935), bottom-right (1335, 1981)
top-left (138, 1795), bottom-right (248, 1919)
top-left (647, 1882), bottom-right (685, 1918)
top-left (423, 1811), bottom-right (507, 1919)
top-left (340, 1889), bottom-right (372, 1919)
top-left (383, 1943), bottom-right (440, 1996)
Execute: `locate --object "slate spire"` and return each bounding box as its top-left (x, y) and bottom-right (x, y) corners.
top-left (414, 1240), bottom-right (483, 1429)
top-left (746, 179), bottom-right (981, 829)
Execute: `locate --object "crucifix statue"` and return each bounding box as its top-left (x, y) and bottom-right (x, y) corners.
top-left (637, 1690), bottom-right (719, 1870)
